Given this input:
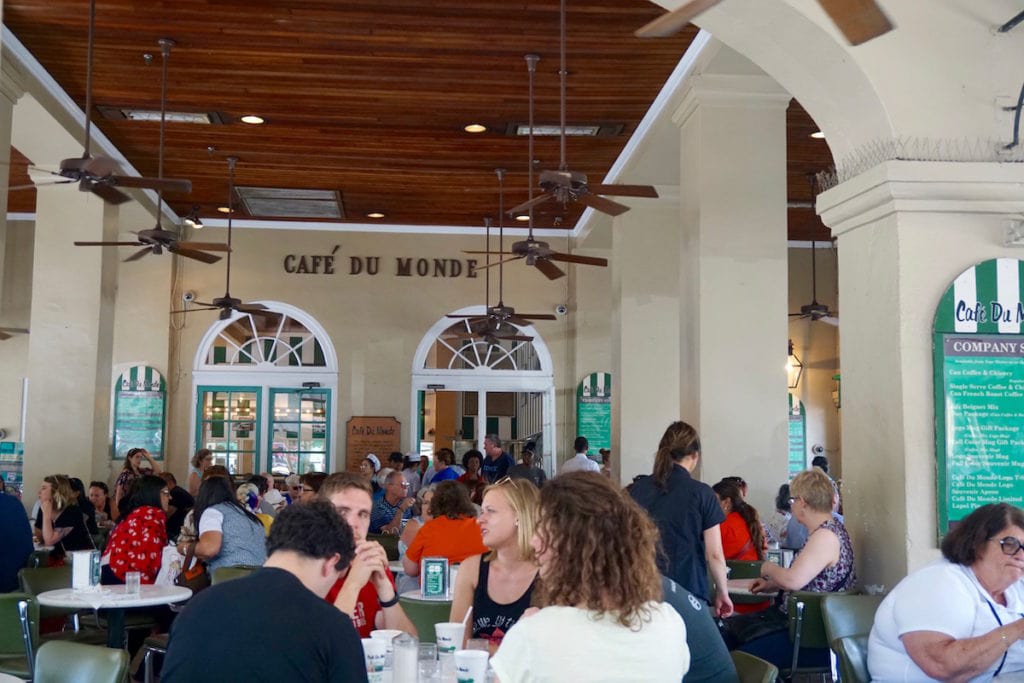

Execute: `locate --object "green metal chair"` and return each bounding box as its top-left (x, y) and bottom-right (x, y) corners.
top-left (0, 592), bottom-right (38, 680)
top-left (34, 640), bottom-right (129, 683)
top-left (367, 533), bottom-right (400, 561)
top-left (821, 593), bottom-right (884, 645)
top-left (397, 595), bottom-right (451, 643)
top-left (24, 549), bottom-right (50, 569)
top-left (833, 634), bottom-right (870, 683)
top-left (727, 560), bottom-right (763, 579)
top-left (211, 564), bottom-right (260, 585)
top-left (786, 591), bottom-right (850, 679)
top-left (731, 650), bottom-right (779, 683)
top-left (18, 566), bottom-right (107, 645)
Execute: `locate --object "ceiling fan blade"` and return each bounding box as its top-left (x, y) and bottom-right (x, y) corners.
top-left (548, 252), bottom-right (608, 267)
top-left (0, 327), bottom-right (28, 341)
top-left (175, 241), bottom-right (231, 252)
top-left (108, 176), bottom-right (192, 194)
top-left (817, 0), bottom-right (894, 46)
top-left (123, 247), bottom-right (153, 262)
top-left (236, 303), bottom-right (269, 313)
top-left (788, 312), bottom-right (811, 318)
top-left (172, 247), bottom-right (222, 264)
top-left (507, 193), bottom-right (553, 216)
top-left (9, 180), bottom-right (75, 191)
top-left (469, 256), bottom-right (524, 272)
top-left (74, 241), bottom-right (143, 247)
top-left (635, 0), bottom-right (724, 37)
top-left (818, 315), bottom-right (840, 327)
top-left (170, 306), bottom-right (219, 314)
top-left (0, 330), bottom-right (9, 341)
top-left (88, 182), bottom-right (131, 205)
top-left (512, 313), bottom-right (558, 321)
top-left (534, 258), bottom-right (566, 280)
top-left (587, 183), bottom-right (658, 198)
top-left (578, 193), bottom-right (630, 216)
top-left (80, 156), bottom-right (121, 177)
top-left (504, 334), bottom-right (535, 343)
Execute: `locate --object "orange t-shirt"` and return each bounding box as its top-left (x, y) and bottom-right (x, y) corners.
top-left (405, 516), bottom-right (488, 565)
top-left (721, 511), bottom-right (759, 561)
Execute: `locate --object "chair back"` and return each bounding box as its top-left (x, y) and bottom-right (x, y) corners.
top-left (727, 560), bottom-right (763, 579)
top-left (730, 650), bottom-right (778, 683)
top-left (397, 596), bottom-right (452, 644)
top-left (821, 593), bottom-right (884, 645)
top-left (0, 592), bottom-right (38, 679)
top-left (18, 565), bottom-right (74, 620)
top-left (787, 591), bottom-right (837, 651)
top-left (25, 549), bottom-right (50, 569)
top-left (34, 640), bottom-right (129, 683)
top-left (211, 564), bottom-right (260, 585)
top-left (367, 533), bottom-right (400, 561)
top-left (834, 634), bottom-right (870, 683)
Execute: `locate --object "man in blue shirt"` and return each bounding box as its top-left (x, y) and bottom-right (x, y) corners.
top-left (0, 491), bottom-right (33, 592)
top-left (369, 470), bottom-right (414, 534)
top-left (481, 434), bottom-right (514, 483)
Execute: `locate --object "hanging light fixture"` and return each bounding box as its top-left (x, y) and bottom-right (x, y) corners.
top-left (787, 340), bottom-right (804, 389)
top-left (183, 205), bottom-right (204, 230)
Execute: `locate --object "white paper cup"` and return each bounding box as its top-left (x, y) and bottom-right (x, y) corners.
top-left (454, 649), bottom-right (489, 683)
top-left (435, 622), bottom-right (464, 655)
top-left (362, 638), bottom-right (387, 672)
top-left (369, 629), bottom-right (402, 652)
top-left (125, 571), bottom-right (142, 595)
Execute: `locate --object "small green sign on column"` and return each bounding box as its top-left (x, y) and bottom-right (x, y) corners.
top-left (933, 258), bottom-right (1024, 535)
top-left (576, 372), bottom-right (611, 453)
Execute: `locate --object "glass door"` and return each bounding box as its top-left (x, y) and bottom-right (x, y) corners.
top-left (269, 388), bottom-right (330, 475)
top-left (196, 386), bottom-right (261, 475)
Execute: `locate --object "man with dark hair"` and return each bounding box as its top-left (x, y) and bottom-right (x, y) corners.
top-left (508, 448), bottom-right (547, 488)
top-left (560, 435), bottom-right (600, 475)
top-left (163, 501), bottom-right (366, 682)
top-left (298, 471), bottom-right (328, 504)
top-left (158, 472), bottom-right (194, 541)
top-left (481, 434), bottom-right (514, 483)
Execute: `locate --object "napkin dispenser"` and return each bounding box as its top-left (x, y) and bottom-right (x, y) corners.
top-left (71, 550), bottom-right (100, 589)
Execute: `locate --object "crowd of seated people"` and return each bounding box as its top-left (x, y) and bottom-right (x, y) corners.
top-left (14, 434), bottom-right (1024, 683)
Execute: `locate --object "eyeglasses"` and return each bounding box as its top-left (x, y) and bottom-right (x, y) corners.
top-left (300, 486), bottom-right (316, 493)
top-left (788, 496), bottom-right (802, 506)
top-left (160, 489), bottom-right (171, 496)
top-left (992, 536), bottom-right (1024, 556)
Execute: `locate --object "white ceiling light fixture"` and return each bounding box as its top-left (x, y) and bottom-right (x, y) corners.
top-left (810, 131), bottom-right (826, 139)
top-left (240, 114), bottom-right (265, 125)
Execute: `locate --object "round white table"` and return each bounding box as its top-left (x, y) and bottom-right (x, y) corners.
top-left (37, 585), bottom-right (192, 648)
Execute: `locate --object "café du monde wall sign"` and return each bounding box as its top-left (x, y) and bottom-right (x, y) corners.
top-left (112, 365), bottom-right (166, 461)
top-left (934, 258), bottom-right (1024, 533)
top-left (283, 245), bottom-right (480, 278)
top-left (576, 372), bottom-right (611, 454)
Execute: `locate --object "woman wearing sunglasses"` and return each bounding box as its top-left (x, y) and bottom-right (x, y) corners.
top-left (868, 503), bottom-right (1024, 681)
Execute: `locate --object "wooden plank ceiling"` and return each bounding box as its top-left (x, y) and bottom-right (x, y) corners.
top-left (4, 0), bottom-right (832, 240)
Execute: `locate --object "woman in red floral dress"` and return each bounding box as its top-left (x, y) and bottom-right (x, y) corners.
top-left (101, 474), bottom-right (169, 584)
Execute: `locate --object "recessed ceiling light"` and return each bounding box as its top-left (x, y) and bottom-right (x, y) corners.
top-left (464, 123), bottom-right (487, 134)
top-left (367, 212), bottom-right (385, 219)
top-left (217, 206), bottom-right (232, 214)
top-left (515, 124), bottom-right (602, 136)
top-left (810, 131), bottom-right (826, 139)
top-left (514, 214), bottom-right (530, 222)
top-left (240, 115), bottom-right (265, 125)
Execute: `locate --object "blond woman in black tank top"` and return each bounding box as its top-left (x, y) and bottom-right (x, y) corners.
top-left (449, 476), bottom-right (540, 654)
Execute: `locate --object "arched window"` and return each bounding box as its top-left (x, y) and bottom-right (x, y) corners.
top-left (411, 306), bottom-right (555, 473)
top-left (192, 302), bottom-right (338, 476)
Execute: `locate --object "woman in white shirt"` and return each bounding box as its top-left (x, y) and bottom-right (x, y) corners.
top-left (490, 472), bottom-right (689, 683)
top-left (868, 502), bottom-right (1024, 681)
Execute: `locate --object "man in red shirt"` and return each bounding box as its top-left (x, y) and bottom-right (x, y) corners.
top-left (320, 472), bottom-right (416, 637)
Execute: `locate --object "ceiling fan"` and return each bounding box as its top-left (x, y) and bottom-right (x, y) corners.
top-left (790, 241), bottom-right (839, 327)
top-left (467, 55), bottom-right (609, 281)
top-left (635, 0), bottom-right (894, 46)
top-left (18, 0), bottom-right (192, 204)
top-left (73, 39), bottom-right (226, 264)
top-left (447, 169), bottom-right (556, 344)
top-left (506, 0), bottom-right (659, 220)
top-left (0, 327), bottom-right (28, 341)
top-left (172, 157), bottom-right (268, 320)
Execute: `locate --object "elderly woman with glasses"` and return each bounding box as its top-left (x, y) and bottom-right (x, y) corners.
top-left (868, 503), bottom-right (1024, 681)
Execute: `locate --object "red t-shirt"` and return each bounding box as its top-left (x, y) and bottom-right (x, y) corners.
top-left (325, 567), bottom-right (396, 637)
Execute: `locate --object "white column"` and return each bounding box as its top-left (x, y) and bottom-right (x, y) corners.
top-left (818, 160), bottom-right (1024, 588)
top-left (612, 195), bottom-right (682, 485)
top-left (0, 58), bottom-right (25, 315)
top-left (672, 74), bottom-right (791, 515)
top-left (23, 184), bottom-right (119, 491)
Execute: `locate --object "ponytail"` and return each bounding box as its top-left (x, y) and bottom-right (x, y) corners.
top-left (653, 421), bottom-right (700, 491)
top-left (713, 480), bottom-right (766, 560)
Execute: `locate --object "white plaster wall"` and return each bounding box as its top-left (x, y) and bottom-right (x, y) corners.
top-left (164, 228), bottom-right (580, 475)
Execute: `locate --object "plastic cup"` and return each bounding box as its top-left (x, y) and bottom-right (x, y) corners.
top-left (454, 649), bottom-right (489, 683)
top-left (465, 638), bottom-right (488, 652)
top-left (370, 628), bottom-right (402, 669)
top-left (435, 622), bottom-right (464, 655)
top-left (125, 571), bottom-right (141, 595)
top-left (361, 638), bottom-right (387, 682)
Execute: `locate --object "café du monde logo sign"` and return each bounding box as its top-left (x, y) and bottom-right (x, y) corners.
top-left (282, 245), bottom-right (480, 279)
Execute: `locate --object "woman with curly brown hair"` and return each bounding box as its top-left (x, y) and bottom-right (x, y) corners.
top-left (490, 472), bottom-right (689, 682)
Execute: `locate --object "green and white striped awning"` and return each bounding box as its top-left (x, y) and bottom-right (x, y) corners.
top-left (577, 372), bottom-right (611, 401)
top-left (935, 258), bottom-right (1024, 334)
top-left (117, 365), bottom-right (165, 392)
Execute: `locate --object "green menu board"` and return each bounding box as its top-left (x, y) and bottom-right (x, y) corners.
top-left (113, 366), bottom-right (166, 460)
top-left (787, 395), bottom-right (806, 477)
top-left (934, 258), bottom-right (1024, 534)
top-left (576, 372), bottom-right (611, 453)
